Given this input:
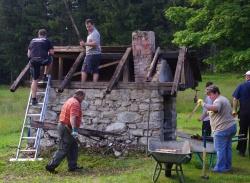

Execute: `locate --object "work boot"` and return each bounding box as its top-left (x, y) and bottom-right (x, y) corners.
top-left (68, 166), bottom-right (84, 172)
top-left (45, 165), bottom-right (58, 174)
top-left (32, 98), bottom-right (38, 105)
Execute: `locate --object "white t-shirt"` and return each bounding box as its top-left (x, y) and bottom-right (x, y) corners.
top-left (86, 28), bottom-right (101, 55)
top-left (209, 95), bottom-right (236, 132)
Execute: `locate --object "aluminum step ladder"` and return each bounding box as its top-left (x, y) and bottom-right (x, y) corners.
top-left (10, 75), bottom-right (51, 161)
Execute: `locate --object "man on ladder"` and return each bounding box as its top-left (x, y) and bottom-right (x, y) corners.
top-left (27, 29), bottom-right (54, 105)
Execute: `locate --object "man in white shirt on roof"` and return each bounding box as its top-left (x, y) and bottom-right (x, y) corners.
top-left (80, 19), bottom-right (101, 82)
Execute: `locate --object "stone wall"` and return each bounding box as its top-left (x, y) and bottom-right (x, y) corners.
top-left (40, 87), bottom-right (169, 149)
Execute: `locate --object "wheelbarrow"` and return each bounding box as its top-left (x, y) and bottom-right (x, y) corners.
top-left (148, 138), bottom-right (192, 183)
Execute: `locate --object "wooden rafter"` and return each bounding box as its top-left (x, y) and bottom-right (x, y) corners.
top-left (171, 47), bottom-right (187, 95)
top-left (10, 63), bottom-right (30, 92)
top-left (104, 47), bottom-right (132, 94)
top-left (57, 52), bottom-right (85, 92)
top-left (146, 46), bottom-right (161, 81)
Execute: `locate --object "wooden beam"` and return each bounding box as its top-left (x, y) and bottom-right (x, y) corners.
top-left (104, 47), bottom-right (132, 94)
top-left (146, 47), bottom-right (161, 81)
top-left (58, 57), bottom-right (63, 80)
top-left (171, 47), bottom-right (187, 95)
top-left (71, 60), bottom-right (120, 78)
top-left (123, 59), bottom-right (129, 82)
top-left (51, 80), bottom-right (174, 90)
top-left (10, 63), bottom-right (30, 92)
top-left (53, 46), bottom-right (129, 53)
top-left (57, 52), bottom-right (85, 93)
top-left (30, 120), bottom-right (120, 139)
top-left (98, 60), bottom-right (120, 69)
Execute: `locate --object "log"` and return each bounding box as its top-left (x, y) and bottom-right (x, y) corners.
top-left (146, 46), bottom-right (161, 81)
top-left (57, 52), bottom-right (85, 92)
top-left (104, 47), bottom-right (132, 94)
top-left (171, 47), bottom-right (187, 95)
top-left (10, 63), bottom-right (30, 92)
top-left (30, 120), bottom-right (120, 139)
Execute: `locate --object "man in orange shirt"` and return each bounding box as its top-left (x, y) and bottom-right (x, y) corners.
top-left (45, 90), bottom-right (85, 173)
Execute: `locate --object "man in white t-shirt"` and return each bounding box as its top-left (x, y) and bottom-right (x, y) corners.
top-left (80, 19), bottom-right (101, 82)
top-left (199, 85), bottom-right (237, 173)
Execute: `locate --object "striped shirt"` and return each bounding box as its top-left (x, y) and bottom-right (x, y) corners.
top-left (59, 97), bottom-right (82, 128)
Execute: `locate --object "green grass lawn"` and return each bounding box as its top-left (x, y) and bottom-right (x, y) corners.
top-left (0, 73), bottom-right (250, 183)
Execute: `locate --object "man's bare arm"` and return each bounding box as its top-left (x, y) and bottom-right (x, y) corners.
top-left (70, 116), bottom-right (77, 129)
top-left (27, 49), bottom-right (31, 58)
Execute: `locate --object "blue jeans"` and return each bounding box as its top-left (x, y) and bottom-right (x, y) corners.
top-left (213, 124), bottom-right (237, 172)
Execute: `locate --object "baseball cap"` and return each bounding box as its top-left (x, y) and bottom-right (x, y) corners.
top-left (244, 71), bottom-right (250, 76)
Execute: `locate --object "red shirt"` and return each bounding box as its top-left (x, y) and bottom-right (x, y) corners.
top-left (59, 97), bottom-right (82, 128)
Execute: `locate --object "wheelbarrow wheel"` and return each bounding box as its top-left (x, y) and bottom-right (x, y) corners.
top-left (152, 162), bottom-right (162, 183)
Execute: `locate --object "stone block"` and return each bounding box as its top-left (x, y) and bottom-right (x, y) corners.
top-left (101, 111), bottom-right (115, 119)
top-left (40, 138), bottom-right (55, 148)
top-left (130, 104), bottom-right (139, 112)
top-left (94, 99), bottom-right (102, 106)
top-left (131, 129), bottom-right (144, 136)
top-left (150, 111), bottom-right (164, 122)
top-left (45, 111), bottom-right (58, 121)
top-left (117, 112), bottom-right (141, 123)
top-left (105, 122), bottom-right (126, 132)
top-left (139, 103), bottom-right (149, 111)
top-left (47, 130), bottom-right (58, 138)
top-left (139, 137), bottom-right (148, 145)
top-left (84, 111), bottom-right (99, 117)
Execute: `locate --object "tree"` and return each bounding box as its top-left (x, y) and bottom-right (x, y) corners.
top-left (165, 0), bottom-right (250, 72)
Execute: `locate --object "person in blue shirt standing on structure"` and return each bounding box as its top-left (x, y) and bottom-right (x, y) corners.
top-left (232, 70), bottom-right (250, 157)
top-left (80, 19), bottom-right (101, 82)
top-left (27, 29), bottom-right (54, 105)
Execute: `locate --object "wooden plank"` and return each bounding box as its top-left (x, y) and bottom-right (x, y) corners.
top-left (146, 46), bottom-right (161, 81)
top-left (104, 47), bottom-right (132, 94)
top-left (71, 60), bottom-right (120, 77)
top-left (51, 80), bottom-right (174, 90)
top-left (57, 52), bottom-right (85, 93)
top-left (30, 120), bottom-right (120, 139)
top-left (53, 46), bottom-right (129, 53)
top-left (171, 47), bottom-right (187, 95)
top-left (58, 57), bottom-right (63, 80)
top-left (10, 63), bottom-right (30, 92)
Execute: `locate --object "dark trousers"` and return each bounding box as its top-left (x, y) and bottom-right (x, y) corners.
top-left (237, 114), bottom-right (250, 154)
top-left (47, 123), bottom-right (78, 170)
top-left (202, 120), bottom-right (211, 137)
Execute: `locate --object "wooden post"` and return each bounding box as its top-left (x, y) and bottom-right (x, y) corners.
top-left (132, 31), bottom-right (155, 82)
top-left (10, 63), bottom-right (30, 92)
top-left (58, 57), bottom-right (63, 80)
top-left (58, 52), bottom-right (85, 93)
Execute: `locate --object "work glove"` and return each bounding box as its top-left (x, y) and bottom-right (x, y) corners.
top-left (197, 99), bottom-right (204, 106)
top-left (71, 128), bottom-right (79, 140)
